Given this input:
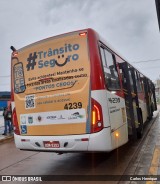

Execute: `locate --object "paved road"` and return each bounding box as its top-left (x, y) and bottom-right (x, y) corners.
top-left (0, 140), bottom-right (139, 184)
top-left (0, 111), bottom-right (159, 184)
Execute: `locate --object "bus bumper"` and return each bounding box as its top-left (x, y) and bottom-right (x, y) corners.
top-left (14, 127), bottom-right (113, 152)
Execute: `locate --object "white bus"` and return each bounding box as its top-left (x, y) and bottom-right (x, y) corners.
top-left (11, 28), bottom-right (157, 153)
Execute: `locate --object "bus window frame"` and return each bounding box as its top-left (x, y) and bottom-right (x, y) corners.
top-left (140, 73), bottom-right (145, 93)
top-left (135, 71), bottom-right (143, 93)
top-left (98, 42), bottom-right (121, 91)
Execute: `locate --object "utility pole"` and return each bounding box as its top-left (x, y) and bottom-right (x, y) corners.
top-left (155, 0), bottom-right (160, 31)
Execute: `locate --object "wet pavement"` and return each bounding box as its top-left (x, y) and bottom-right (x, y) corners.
top-left (0, 106), bottom-right (160, 184)
top-left (119, 107), bottom-right (160, 184)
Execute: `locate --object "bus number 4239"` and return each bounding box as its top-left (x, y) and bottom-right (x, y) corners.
top-left (108, 98), bottom-right (120, 103)
top-left (64, 102), bottom-right (82, 110)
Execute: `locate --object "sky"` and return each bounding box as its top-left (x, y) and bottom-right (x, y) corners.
top-left (0, 0), bottom-right (160, 91)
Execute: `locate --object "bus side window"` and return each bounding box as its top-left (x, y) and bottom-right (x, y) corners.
top-left (100, 46), bottom-right (120, 91)
top-left (135, 72), bottom-right (142, 93)
top-left (128, 70), bottom-right (134, 92)
top-left (140, 74), bottom-right (144, 92)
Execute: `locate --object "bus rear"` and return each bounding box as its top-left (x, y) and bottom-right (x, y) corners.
top-left (11, 30), bottom-right (99, 152)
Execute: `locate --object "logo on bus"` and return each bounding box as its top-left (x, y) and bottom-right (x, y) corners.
top-left (47, 116), bottom-right (57, 120)
top-left (68, 112), bottom-right (84, 120)
top-left (26, 44), bottom-right (80, 71)
top-left (21, 116), bottom-right (26, 125)
top-left (26, 52), bottom-right (37, 71)
top-left (37, 116), bottom-right (42, 122)
top-left (28, 116), bottom-right (33, 124)
top-left (21, 125), bottom-right (27, 134)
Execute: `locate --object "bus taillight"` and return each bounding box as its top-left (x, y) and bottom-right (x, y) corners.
top-left (12, 108), bottom-right (20, 135)
top-left (79, 32), bottom-right (87, 36)
top-left (91, 99), bottom-right (103, 133)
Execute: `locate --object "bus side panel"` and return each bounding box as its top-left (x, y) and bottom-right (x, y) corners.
top-left (106, 91), bottom-right (127, 131)
top-left (91, 90), bottom-right (128, 150)
top-left (87, 29), bottom-right (106, 91)
top-left (88, 128), bottom-right (112, 151)
top-left (111, 124), bottom-right (128, 150)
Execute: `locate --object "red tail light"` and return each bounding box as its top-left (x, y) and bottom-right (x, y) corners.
top-left (12, 108), bottom-right (20, 135)
top-left (91, 98), bottom-right (103, 133)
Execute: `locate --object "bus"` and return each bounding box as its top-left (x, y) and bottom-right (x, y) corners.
top-left (11, 28), bottom-right (157, 153)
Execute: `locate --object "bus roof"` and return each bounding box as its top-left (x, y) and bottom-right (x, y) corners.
top-left (16, 28), bottom-right (152, 82)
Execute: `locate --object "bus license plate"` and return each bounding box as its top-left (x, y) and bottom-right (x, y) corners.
top-left (43, 141), bottom-right (60, 148)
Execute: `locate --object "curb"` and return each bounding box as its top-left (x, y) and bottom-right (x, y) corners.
top-left (118, 110), bottom-right (159, 180)
top-left (0, 135), bottom-right (14, 144)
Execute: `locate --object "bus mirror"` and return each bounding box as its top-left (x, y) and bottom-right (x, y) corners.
top-left (13, 62), bottom-right (26, 94)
